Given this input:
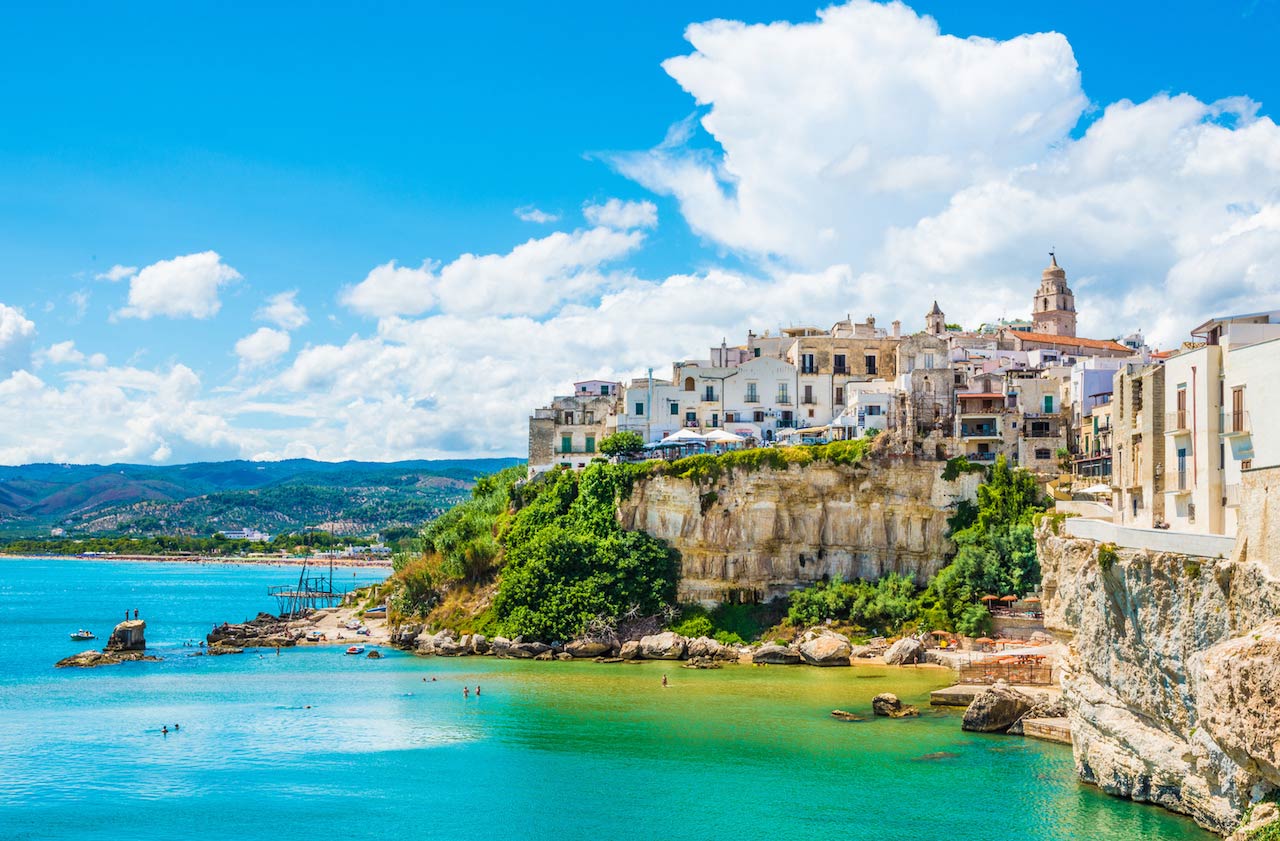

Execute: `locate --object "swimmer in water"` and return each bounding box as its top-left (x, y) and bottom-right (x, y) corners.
top-left (463, 686), bottom-right (470, 698)
top-left (662, 674), bottom-right (668, 688)
top-left (475, 686), bottom-right (480, 697)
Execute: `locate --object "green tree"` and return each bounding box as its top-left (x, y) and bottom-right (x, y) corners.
top-left (599, 430), bottom-right (646, 458)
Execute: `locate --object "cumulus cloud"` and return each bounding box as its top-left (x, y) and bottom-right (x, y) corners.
top-left (0, 304), bottom-right (36, 375)
top-left (515, 205), bottom-right (561, 224)
top-left (115, 251), bottom-right (242, 320)
top-left (234, 327), bottom-right (291, 369)
top-left (340, 227), bottom-right (645, 319)
top-left (255, 290), bottom-right (309, 330)
top-left (35, 341), bottom-right (107, 369)
top-left (95, 264), bottom-right (137, 282)
top-left (583, 198), bottom-right (658, 229)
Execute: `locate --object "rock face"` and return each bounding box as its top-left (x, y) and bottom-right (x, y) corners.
top-left (1039, 466), bottom-right (1280, 835)
top-left (1006, 695), bottom-right (1068, 736)
top-left (961, 681), bottom-right (1035, 732)
top-left (871, 693), bottom-right (918, 718)
top-left (799, 632), bottom-right (852, 666)
top-left (106, 619), bottom-right (146, 651)
top-left (639, 632), bottom-right (686, 660)
top-left (208, 614), bottom-right (297, 649)
top-left (752, 644), bottom-right (801, 665)
top-left (883, 636), bottom-right (924, 665)
top-left (565, 638), bottom-right (613, 658)
top-left (617, 457), bottom-right (980, 604)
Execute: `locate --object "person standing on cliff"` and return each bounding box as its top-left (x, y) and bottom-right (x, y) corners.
top-left (134, 609), bottom-right (139, 620)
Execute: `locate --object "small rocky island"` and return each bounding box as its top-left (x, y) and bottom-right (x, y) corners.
top-left (56, 619), bottom-right (161, 668)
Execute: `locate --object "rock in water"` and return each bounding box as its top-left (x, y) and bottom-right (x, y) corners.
top-left (639, 632), bottom-right (686, 660)
top-left (799, 633), bottom-right (852, 666)
top-left (565, 638), bottom-right (612, 658)
top-left (752, 644), bottom-right (801, 665)
top-left (106, 619), bottom-right (146, 652)
top-left (872, 692), bottom-right (919, 717)
top-left (1007, 694), bottom-right (1068, 735)
top-left (962, 680), bottom-right (1035, 732)
top-left (883, 636), bottom-right (924, 665)
top-left (618, 640), bottom-right (642, 660)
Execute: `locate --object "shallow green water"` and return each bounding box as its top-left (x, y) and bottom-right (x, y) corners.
top-left (0, 558), bottom-right (1213, 841)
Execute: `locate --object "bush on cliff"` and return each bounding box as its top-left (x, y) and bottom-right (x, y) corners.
top-left (492, 464), bottom-right (680, 641)
top-left (660, 439), bottom-right (870, 485)
top-left (405, 464), bottom-right (526, 582)
top-left (785, 574), bottom-right (919, 633)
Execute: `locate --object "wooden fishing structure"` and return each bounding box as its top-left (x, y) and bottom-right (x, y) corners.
top-left (268, 558), bottom-right (344, 617)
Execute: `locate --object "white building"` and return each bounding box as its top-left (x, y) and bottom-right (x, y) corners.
top-left (218, 528), bottom-right (271, 542)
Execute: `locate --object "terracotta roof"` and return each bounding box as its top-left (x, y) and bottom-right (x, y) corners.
top-left (1010, 330), bottom-right (1130, 353)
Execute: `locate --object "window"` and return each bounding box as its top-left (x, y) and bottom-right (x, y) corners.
top-left (1219, 442), bottom-right (1225, 470)
top-left (563, 411), bottom-right (574, 425)
top-left (803, 385), bottom-right (814, 404)
top-left (834, 387), bottom-right (844, 406)
top-left (634, 402), bottom-right (644, 416)
top-left (745, 383), bottom-right (759, 402)
top-left (1035, 448), bottom-right (1051, 460)
top-left (1243, 459), bottom-right (1253, 470)
top-left (1232, 387), bottom-right (1245, 433)
top-left (800, 353), bottom-right (816, 374)
top-left (924, 353), bottom-right (935, 369)
top-left (711, 413), bottom-right (719, 427)
top-left (685, 411), bottom-right (697, 425)
top-left (669, 403), bottom-right (679, 416)
top-left (753, 410), bottom-right (765, 422)
top-left (753, 347), bottom-right (761, 357)
top-left (704, 385), bottom-right (715, 401)
top-left (561, 435), bottom-right (572, 454)
top-left (865, 354), bottom-right (877, 375)
top-left (684, 377), bottom-right (695, 391)
top-left (1176, 386), bottom-right (1187, 428)
top-left (778, 383), bottom-right (790, 404)
top-left (866, 405), bottom-right (882, 416)
top-left (585, 436), bottom-right (595, 454)
top-left (1043, 395), bottom-right (1054, 413)
top-left (600, 385), bottom-right (609, 396)
top-left (725, 412), bottom-right (736, 423)
top-left (833, 354), bottom-right (847, 374)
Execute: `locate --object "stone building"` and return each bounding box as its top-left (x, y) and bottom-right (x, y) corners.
top-left (1030, 253), bottom-right (1077, 337)
top-left (1110, 362), bottom-right (1166, 528)
top-left (527, 382), bottom-right (620, 476)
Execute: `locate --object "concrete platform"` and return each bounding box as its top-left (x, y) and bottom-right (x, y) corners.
top-left (929, 684), bottom-right (1062, 707)
top-left (1021, 717), bottom-right (1072, 745)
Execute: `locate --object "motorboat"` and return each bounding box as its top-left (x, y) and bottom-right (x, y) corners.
top-left (346, 645), bottom-right (365, 655)
top-left (69, 630), bottom-right (96, 641)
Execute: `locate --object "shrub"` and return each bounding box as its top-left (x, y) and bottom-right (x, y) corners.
top-left (1097, 543), bottom-right (1119, 571)
top-left (672, 614), bottom-right (713, 638)
top-left (600, 430), bottom-right (645, 458)
top-left (941, 456), bottom-right (985, 482)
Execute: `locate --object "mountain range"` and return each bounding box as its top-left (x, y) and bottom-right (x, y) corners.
top-left (0, 458), bottom-right (521, 538)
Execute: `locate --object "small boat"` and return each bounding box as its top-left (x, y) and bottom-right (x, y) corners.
top-left (69, 630), bottom-right (96, 641)
top-left (346, 645), bottom-right (365, 655)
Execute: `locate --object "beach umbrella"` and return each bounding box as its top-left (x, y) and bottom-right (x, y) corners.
top-left (1023, 595), bottom-right (1041, 603)
top-left (930, 629), bottom-right (951, 638)
top-left (1000, 595), bottom-right (1018, 602)
top-left (659, 429), bottom-right (705, 445)
top-left (703, 429), bottom-right (745, 443)
top-left (974, 637), bottom-right (995, 645)
top-left (979, 594), bottom-right (999, 602)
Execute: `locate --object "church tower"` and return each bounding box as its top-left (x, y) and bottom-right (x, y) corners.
top-left (926, 301), bottom-right (946, 336)
top-left (1031, 253), bottom-right (1077, 337)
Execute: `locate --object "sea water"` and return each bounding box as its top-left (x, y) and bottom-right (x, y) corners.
top-left (0, 557), bottom-right (1213, 841)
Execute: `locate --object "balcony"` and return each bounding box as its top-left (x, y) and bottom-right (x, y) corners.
top-left (1024, 427), bottom-right (1060, 439)
top-left (800, 366), bottom-right (819, 375)
top-left (1219, 410), bottom-right (1251, 437)
top-left (1165, 411), bottom-right (1189, 434)
top-left (967, 452), bottom-right (997, 462)
top-left (1171, 469), bottom-right (1190, 494)
top-left (1224, 483), bottom-right (1242, 508)
top-left (960, 424), bottom-right (1000, 438)
top-left (832, 365), bottom-right (850, 375)
top-left (776, 396), bottom-right (792, 405)
top-left (743, 394), bottom-right (760, 403)
top-left (801, 396), bottom-right (817, 405)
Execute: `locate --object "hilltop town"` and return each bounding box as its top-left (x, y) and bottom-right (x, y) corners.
top-left (530, 255), bottom-right (1279, 544)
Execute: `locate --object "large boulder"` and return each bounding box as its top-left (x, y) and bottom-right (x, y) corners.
top-left (489, 636), bottom-right (512, 656)
top-left (565, 638), bottom-right (613, 658)
top-left (752, 644), bottom-right (801, 665)
top-left (106, 619), bottom-right (146, 652)
top-left (619, 640), bottom-right (642, 660)
top-left (962, 680), bottom-right (1036, 732)
top-left (391, 623), bottom-right (424, 648)
top-left (883, 636), bottom-right (925, 665)
top-left (639, 632), bottom-right (686, 660)
top-left (799, 634), bottom-right (852, 666)
top-left (470, 634), bottom-right (490, 655)
top-left (507, 641), bottom-right (551, 659)
top-left (415, 629), bottom-right (456, 655)
top-left (872, 692), bottom-right (919, 718)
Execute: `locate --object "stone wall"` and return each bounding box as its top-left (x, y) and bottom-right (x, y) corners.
top-left (1039, 465), bottom-right (1280, 836)
top-left (617, 456), bottom-right (980, 605)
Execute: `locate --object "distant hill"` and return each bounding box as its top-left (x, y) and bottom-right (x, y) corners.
top-left (0, 458), bottom-right (521, 538)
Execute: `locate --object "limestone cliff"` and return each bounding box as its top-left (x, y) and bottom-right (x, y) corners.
top-left (1039, 466), bottom-right (1280, 835)
top-left (617, 456), bottom-right (980, 605)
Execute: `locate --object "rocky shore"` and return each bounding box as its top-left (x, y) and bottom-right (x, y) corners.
top-left (56, 619), bottom-right (161, 668)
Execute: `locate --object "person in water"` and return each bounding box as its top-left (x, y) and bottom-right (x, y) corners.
top-left (463, 686), bottom-right (469, 698)
top-left (174, 724), bottom-right (180, 731)
top-left (662, 674), bottom-right (668, 687)
top-left (475, 686), bottom-right (480, 697)
top-left (161, 726), bottom-right (168, 735)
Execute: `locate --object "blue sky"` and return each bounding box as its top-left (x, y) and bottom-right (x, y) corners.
top-left (0, 0), bottom-right (1278, 464)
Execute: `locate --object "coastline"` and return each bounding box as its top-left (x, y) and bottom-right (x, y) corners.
top-left (0, 553), bottom-right (393, 568)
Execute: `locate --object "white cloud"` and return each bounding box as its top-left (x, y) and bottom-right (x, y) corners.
top-left (234, 327), bottom-right (291, 369)
top-left (516, 205), bottom-right (561, 224)
top-left (95, 264), bottom-right (137, 282)
top-left (583, 198), bottom-right (658, 229)
top-left (115, 251), bottom-right (242, 320)
top-left (0, 304), bottom-right (35, 375)
top-left (35, 341), bottom-right (107, 369)
top-left (255, 290), bottom-right (309, 330)
top-left (339, 261), bottom-right (436, 318)
top-left (340, 227), bottom-right (645, 319)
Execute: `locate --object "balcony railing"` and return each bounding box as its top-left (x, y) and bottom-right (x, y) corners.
top-left (1025, 428), bottom-right (1059, 438)
top-left (801, 396), bottom-right (817, 405)
top-left (744, 394), bottom-right (759, 403)
top-left (1220, 410), bottom-right (1251, 436)
top-left (776, 396), bottom-right (792, 405)
top-left (832, 365), bottom-right (849, 375)
top-left (800, 366), bottom-right (819, 374)
top-left (1174, 469), bottom-right (1189, 492)
top-left (1224, 483), bottom-right (1242, 507)
top-left (776, 419), bottom-right (797, 429)
top-left (1166, 411), bottom-right (1188, 433)
top-left (968, 452), bottom-right (997, 462)
top-left (960, 425), bottom-right (999, 437)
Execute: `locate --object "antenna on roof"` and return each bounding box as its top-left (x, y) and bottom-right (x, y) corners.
top-left (1049, 247), bottom-right (1057, 267)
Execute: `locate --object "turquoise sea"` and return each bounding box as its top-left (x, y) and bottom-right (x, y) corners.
top-left (0, 557), bottom-right (1212, 841)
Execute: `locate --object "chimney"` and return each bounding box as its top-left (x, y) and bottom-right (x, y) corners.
top-left (892, 320), bottom-right (901, 338)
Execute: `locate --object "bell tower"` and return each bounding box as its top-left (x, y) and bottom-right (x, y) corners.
top-left (1031, 253), bottom-right (1077, 337)
top-left (926, 301), bottom-right (946, 336)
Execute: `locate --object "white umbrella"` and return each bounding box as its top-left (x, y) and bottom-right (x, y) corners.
top-left (1079, 483), bottom-right (1111, 495)
top-left (703, 429), bottom-right (744, 443)
top-left (659, 429), bottom-right (706, 444)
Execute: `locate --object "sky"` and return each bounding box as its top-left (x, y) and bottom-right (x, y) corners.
top-left (1, 0), bottom-right (1278, 465)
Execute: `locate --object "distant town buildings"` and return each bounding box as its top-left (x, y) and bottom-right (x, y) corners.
top-left (525, 258), bottom-right (1280, 543)
top-left (217, 527), bottom-right (271, 542)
